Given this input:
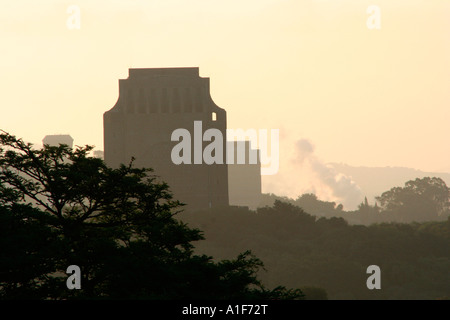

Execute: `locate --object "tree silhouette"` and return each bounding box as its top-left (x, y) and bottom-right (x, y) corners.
top-left (0, 131), bottom-right (303, 300)
top-left (376, 177), bottom-right (450, 222)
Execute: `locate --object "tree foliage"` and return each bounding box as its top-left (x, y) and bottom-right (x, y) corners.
top-left (258, 176), bottom-right (450, 225)
top-left (181, 202), bottom-right (450, 300)
top-left (376, 177), bottom-right (450, 222)
top-left (0, 131), bottom-right (303, 300)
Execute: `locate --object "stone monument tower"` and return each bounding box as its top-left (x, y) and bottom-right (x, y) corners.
top-left (103, 67), bottom-right (229, 210)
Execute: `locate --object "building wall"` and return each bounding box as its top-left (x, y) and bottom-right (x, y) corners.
top-left (42, 135), bottom-right (74, 148)
top-left (104, 68), bottom-right (229, 210)
top-left (227, 141), bottom-right (262, 210)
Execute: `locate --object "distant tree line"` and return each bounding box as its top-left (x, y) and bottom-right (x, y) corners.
top-left (258, 176), bottom-right (450, 225)
top-left (181, 201), bottom-right (450, 300)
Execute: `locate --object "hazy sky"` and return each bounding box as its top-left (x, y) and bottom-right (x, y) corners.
top-left (1, 1), bottom-right (449, 206)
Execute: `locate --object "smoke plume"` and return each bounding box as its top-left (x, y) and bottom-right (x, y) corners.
top-left (295, 139), bottom-right (363, 210)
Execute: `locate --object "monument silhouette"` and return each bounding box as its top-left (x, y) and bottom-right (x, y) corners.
top-left (103, 68), bottom-right (229, 210)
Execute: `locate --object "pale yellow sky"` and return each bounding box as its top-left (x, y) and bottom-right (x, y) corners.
top-left (1, 1), bottom-right (449, 205)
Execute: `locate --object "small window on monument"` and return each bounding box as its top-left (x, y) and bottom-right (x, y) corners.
top-left (212, 112), bottom-right (217, 121)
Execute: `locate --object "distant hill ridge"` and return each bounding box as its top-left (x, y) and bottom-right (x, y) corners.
top-left (329, 163), bottom-right (450, 203)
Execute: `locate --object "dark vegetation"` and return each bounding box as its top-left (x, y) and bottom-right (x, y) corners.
top-left (181, 180), bottom-right (450, 299)
top-left (258, 176), bottom-right (450, 225)
top-left (1, 131), bottom-right (449, 300)
top-left (0, 132), bottom-right (302, 300)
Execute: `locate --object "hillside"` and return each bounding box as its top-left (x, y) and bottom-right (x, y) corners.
top-left (179, 202), bottom-right (450, 299)
top-left (329, 164), bottom-right (450, 203)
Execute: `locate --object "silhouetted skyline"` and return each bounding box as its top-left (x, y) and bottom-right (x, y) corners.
top-left (2, 1), bottom-right (449, 208)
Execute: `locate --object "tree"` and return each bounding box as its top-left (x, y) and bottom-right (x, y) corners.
top-left (299, 286), bottom-right (328, 300)
top-left (375, 177), bottom-right (450, 223)
top-left (0, 204), bottom-right (57, 299)
top-left (0, 131), bottom-right (303, 300)
top-left (294, 193), bottom-right (343, 217)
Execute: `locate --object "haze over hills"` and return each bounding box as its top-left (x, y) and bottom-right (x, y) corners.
top-left (329, 163), bottom-right (450, 205)
top-left (34, 134), bottom-right (450, 213)
top-left (34, 143), bottom-right (450, 208)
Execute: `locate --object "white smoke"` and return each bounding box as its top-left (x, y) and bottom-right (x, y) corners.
top-left (261, 135), bottom-right (364, 210)
top-left (294, 139), bottom-right (363, 210)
